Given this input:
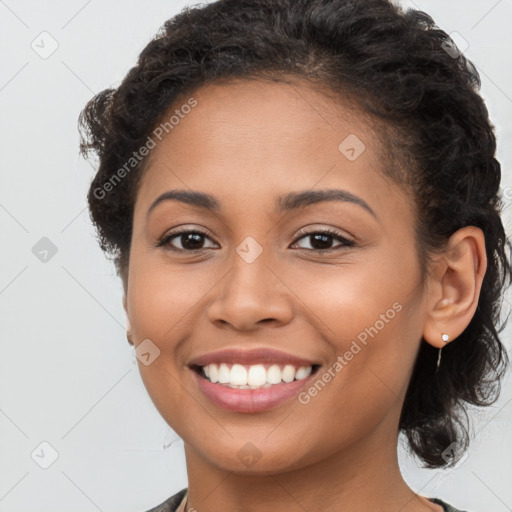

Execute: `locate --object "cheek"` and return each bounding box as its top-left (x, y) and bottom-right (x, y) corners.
top-left (127, 255), bottom-right (215, 342)
top-left (288, 251), bottom-right (423, 422)
top-left (286, 304), bottom-right (421, 462)
top-left (291, 252), bottom-right (412, 344)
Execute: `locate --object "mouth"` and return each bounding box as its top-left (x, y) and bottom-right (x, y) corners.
top-left (190, 362), bottom-right (321, 389)
top-left (189, 362), bottom-right (321, 413)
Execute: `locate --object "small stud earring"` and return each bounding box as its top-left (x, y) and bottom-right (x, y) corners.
top-left (436, 333), bottom-right (450, 372)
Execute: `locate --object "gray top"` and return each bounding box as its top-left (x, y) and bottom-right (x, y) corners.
top-left (144, 488), bottom-right (469, 511)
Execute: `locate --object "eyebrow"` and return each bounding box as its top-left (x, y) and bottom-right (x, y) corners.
top-left (146, 188), bottom-right (377, 220)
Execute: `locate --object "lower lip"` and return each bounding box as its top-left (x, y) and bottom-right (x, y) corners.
top-left (192, 369), bottom-right (318, 413)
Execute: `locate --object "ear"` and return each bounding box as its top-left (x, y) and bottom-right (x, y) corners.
top-left (422, 226), bottom-right (487, 349)
top-left (123, 295), bottom-right (134, 346)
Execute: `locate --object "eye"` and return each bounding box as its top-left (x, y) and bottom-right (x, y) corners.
top-left (156, 227), bottom-right (355, 253)
top-left (157, 229), bottom-right (218, 251)
top-left (291, 228), bottom-right (355, 252)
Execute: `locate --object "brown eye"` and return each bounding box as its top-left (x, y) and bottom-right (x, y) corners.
top-left (159, 230), bottom-right (217, 251)
top-left (157, 227), bottom-right (355, 253)
top-left (292, 229), bottom-right (355, 252)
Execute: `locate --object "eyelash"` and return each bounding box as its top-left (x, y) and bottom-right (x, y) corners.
top-left (156, 227), bottom-right (355, 253)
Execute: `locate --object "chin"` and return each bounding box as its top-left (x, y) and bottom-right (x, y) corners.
top-left (192, 439), bottom-right (317, 475)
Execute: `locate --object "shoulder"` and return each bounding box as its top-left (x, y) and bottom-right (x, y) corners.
top-left (143, 488), bottom-right (188, 512)
top-left (428, 497), bottom-right (469, 512)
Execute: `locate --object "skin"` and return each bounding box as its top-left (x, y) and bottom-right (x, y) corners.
top-left (122, 78), bottom-right (487, 512)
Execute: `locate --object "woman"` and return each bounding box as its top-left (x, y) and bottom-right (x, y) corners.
top-left (79, 0), bottom-right (511, 510)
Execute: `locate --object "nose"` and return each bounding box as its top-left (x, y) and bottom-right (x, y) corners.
top-left (206, 251), bottom-right (294, 332)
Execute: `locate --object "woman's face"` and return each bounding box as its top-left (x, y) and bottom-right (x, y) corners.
top-left (125, 79), bottom-right (430, 473)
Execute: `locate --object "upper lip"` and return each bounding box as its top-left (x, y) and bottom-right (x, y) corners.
top-left (188, 347), bottom-right (319, 368)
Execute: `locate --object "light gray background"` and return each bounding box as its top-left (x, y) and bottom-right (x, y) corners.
top-left (0, 1), bottom-right (511, 511)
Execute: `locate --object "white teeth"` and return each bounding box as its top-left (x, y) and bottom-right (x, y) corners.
top-left (295, 366), bottom-right (312, 380)
top-left (218, 363), bottom-right (230, 384)
top-left (200, 363), bottom-right (314, 388)
top-left (266, 364), bottom-right (282, 384)
top-left (282, 364), bottom-right (295, 383)
top-left (248, 365), bottom-right (267, 386)
top-left (230, 364), bottom-right (247, 385)
top-left (209, 364), bottom-right (218, 383)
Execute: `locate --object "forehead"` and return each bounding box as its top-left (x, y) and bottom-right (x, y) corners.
top-left (134, 78), bottom-right (409, 220)
top-left (149, 78), bottom-right (375, 162)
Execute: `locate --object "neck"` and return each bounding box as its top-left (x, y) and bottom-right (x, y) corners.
top-left (181, 405), bottom-right (441, 512)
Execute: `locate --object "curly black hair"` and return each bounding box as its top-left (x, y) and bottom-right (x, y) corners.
top-left (78, 0), bottom-right (512, 468)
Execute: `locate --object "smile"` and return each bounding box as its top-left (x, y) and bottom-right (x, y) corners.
top-left (198, 363), bottom-right (314, 389)
top-left (190, 362), bottom-right (321, 413)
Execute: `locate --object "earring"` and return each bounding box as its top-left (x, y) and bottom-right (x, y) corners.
top-left (436, 333), bottom-right (450, 372)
